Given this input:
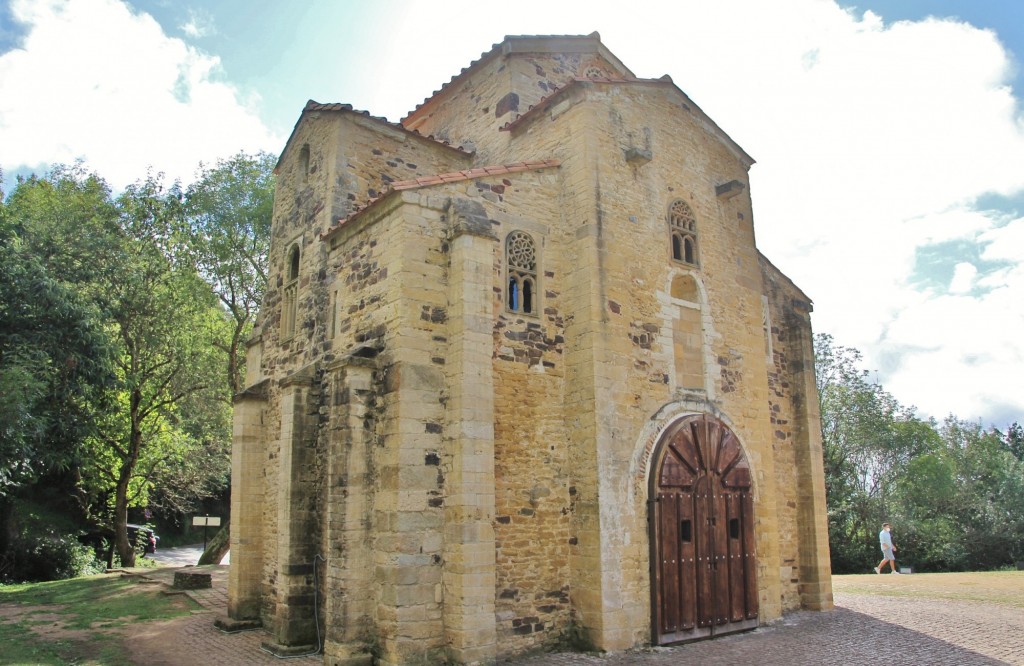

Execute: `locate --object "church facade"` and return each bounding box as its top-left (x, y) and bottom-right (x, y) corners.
top-left (226, 33), bottom-right (832, 666)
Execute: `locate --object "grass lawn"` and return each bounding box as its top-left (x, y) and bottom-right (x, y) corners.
top-left (832, 569), bottom-right (1024, 608)
top-left (0, 573), bottom-right (199, 666)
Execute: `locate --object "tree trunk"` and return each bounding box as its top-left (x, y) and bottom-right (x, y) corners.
top-left (197, 518), bottom-right (230, 565)
top-left (115, 389), bottom-right (144, 568)
top-left (113, 476), bottom-right (135, 568)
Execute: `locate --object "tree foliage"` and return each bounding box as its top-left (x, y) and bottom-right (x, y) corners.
top-left (0, 169), bottom-right (115, 494)
top-left (180, 152), bottom-right (274, 563)
top-left (182, 151), bottom-right (274, 394)
top-left (1, 166), bottom-right (234, 570)
top-left (816, 333), bottom-right (1024, 573)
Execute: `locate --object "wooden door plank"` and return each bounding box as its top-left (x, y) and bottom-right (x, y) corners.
top-left (659, 491), bottom-right (680, 633)
top-left (711, 483), bottom-right (729, 626)
top-left (742, 490), bottom-right (759, 619)
top-left (726, 492), bottom-right (745, 621)
top-left (678, 490), bottom-right (696, 631)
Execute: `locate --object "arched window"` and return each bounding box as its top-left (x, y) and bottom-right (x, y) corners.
top-left (669, 200), bottom-right (698, 266)
top-left (506, 231), bottom-right (537, 315)
top-left (282, 243), bottom-right (300, 338)
top-left (288, 244), bottom-right (300, 281)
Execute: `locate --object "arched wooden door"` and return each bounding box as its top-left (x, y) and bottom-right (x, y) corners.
top-left (649, 414), bottom-right (758, 644)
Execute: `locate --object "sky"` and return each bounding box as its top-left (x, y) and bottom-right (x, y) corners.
top-left (1, 0), bottom-right (1022, 428)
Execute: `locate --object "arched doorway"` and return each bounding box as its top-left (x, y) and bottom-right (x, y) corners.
top-left (649, 414), bottom-right (758, 644)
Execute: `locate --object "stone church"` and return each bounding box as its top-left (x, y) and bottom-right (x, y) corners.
top-left (225, 33), bottom-right (833, 666)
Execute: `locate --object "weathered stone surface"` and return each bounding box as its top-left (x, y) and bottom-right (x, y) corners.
top-left (229, 33), bottom-right (832, 666)
top-left (173, 571), bottom-right (212, 590)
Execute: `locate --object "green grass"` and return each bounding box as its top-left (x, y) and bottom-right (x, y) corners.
top-left (0, 619), bottom-right (124, 665)
top-left (0, 621), bottom-right (66, 665)
top-left (0, 574), bottom-right (200, 665)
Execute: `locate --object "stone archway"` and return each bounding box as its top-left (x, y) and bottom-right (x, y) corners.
top-left (648, 413), bottom-right (759, 645)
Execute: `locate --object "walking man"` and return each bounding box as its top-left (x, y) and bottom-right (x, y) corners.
top-left (875, 522), bottom-right (900, 574)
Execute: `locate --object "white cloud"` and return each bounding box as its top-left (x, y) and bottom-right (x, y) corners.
top-left (1, 0), bottom-right (1021, 425)
top-left (367, 0), bottom-right (1024, 424)
top-left (627, 1), bottom-right (1024, 425)
top-left (0, 0), bottom-right (279, 189)
top-left (181, 8), bottom-right (216, 39)
top-left (979, 216), bottom-right (1024, 262)
top-left (948, 263), bottom-right (978, 294)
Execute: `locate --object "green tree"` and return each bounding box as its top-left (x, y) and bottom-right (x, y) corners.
top-left (3, 165), bottom-right (121, 287)
top-left (182, 151), bottom-right (274, 394)
top-left (816, 333), bottom-right (1024, 573)
top-left (0, 169), bottom-right (116, 494)
top-left (83, 174), bottom-right (231, 566)
top-left (181, 152), bottom-right (274, 564)
top-left (814, 333), bottom-right (939, 572)
top-left (1004, 422), bottom-right (1024, 462)
top-left (4, 166), bottom-right (233, 569)
top-left (941, 419), bottom-right (1024, 568)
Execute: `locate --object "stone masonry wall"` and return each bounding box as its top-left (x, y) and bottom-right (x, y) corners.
top-left (760, 256), bottom-right (833, 612)
top-left (404, 44), bottom-right (627, 166)
top-left (764, 287), bottom-right (803, 612)
top-left (499, 75), bottom-right (787, 643)
top-left (236, 35), bottom-right (832, 663)
top-left (484, 171), bottom-right (573, 654)
top-left (250, 108), bottom-right (472, 655)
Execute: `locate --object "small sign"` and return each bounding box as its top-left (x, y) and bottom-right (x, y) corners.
top-left (192, 516), bottom-right (221, 527)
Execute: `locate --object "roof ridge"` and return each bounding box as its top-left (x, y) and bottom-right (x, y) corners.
top-left (275, 100), bottom-right (474, 172)
top-left (400, 33), bottom-right (612, 126)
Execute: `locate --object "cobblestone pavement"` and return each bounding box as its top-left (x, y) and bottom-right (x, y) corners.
top-left (504, 591), bottom-right (1023, 665)
top-left (126, 567), bottom-right (1023, 666)
top-left (125, 565), bottom-right (320, 666)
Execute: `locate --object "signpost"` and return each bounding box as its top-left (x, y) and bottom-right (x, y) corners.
top-left (192, 515), bottom-right (221, 551)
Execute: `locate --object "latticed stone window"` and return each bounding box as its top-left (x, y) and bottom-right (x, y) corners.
top-left (669, 199), bottom-right (698, 265)
top-left (506, 231), bottom-right (537, 315)
top-left (282, 243), bottom-right (300, 338)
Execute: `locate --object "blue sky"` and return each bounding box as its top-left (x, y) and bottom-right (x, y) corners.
top-left (1, 0), bottom-right (1022, 427)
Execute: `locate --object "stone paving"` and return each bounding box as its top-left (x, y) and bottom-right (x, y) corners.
top-left (127, 564), bottom-right (320, 666)
top-left (128, 565), bottom-right (1023, 665)
top-left (503, 592), bottom-right (1022, 665)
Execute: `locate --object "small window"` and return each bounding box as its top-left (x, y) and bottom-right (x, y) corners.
top-left (328, 289), bottom-right (339, 340)
top-left (298, 144), bottom-right (310, 184)
top-left (680, 519), bottom-right (692, 543)
top-left (729, 518), bottom-right (740, 540)
top-left (506, 231), bottom-right (538, 315)
top-left (669, 199), bottom-right (698, 266)
top-left (288, 245), bottom-right (300, 281)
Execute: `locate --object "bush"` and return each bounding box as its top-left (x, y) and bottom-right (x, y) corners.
top-left (0, 498), bottom-right (104, 583)
top-left (1, 530), bottom-right (104, 583)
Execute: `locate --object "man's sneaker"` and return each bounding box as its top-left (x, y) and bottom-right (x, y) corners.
top-left (874, 567), bottom-right (880, 574)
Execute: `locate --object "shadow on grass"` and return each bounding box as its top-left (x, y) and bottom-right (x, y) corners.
top-left (0, 573), bottom-right (199, 665)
